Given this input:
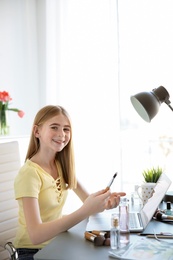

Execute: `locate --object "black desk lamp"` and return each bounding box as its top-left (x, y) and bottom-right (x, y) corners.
top-left (130, 86), bottom-right (173, 122)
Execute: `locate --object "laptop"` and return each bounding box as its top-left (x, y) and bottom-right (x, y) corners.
top-left (86, 173), bottom-right (171, 233)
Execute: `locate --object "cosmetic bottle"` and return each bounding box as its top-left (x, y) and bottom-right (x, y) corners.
top-left (164, 201), bottom-right (173, 216)
top-left (131, 185), bottom-right (142, 211)
top-left (110, 213), bottom-right (120, 250)
top-left (119, 197), bottom-right (130, 247)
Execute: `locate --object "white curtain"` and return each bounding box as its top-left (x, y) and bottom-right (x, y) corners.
top-left (55, 0), bottom-right (121, 192)
top-left (43, 0), bottom-right (121, 211)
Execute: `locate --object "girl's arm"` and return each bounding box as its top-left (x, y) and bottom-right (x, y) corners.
top-left (22, 189), bottom-right (110, 245)
top-left (73, 181), bottom-right (90, 202)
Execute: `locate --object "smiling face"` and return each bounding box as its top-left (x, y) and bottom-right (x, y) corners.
top-left (34, 113), bottom-right (71, 153)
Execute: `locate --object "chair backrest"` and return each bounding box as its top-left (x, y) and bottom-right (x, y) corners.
top-left (0, 141), bottom-right (21, 260)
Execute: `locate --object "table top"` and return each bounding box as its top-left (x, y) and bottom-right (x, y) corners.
top-left (34, 217), bottom-right (155, 260)
top-left (34, 219), bottom-right (115, 260)
top-left (34, 206), bottom-right (173, 260)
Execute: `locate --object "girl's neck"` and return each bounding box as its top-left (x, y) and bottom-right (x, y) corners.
top-left (31, 152), bottom-right (58, 179)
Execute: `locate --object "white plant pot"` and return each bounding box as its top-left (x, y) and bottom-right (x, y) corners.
top-left (136, 182), bottom-right (156, 206)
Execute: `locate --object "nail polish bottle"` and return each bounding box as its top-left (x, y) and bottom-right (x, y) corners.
top-left (165, 201), bottom-right (173, 216)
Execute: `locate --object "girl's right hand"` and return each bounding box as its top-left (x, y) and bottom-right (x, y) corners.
top-left (81, 189), bottom-right (111, 216)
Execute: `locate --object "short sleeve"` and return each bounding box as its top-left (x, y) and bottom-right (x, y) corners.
top-left (14, 164), bottom-right (42, 199)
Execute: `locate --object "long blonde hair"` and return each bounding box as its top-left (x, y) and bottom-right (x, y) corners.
top-left (25, 105), bottom-right (77, 189)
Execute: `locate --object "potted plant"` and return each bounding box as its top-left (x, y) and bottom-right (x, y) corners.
top-left (142, 166), bottom-right (163, 183)
top-left (137, 166), bottom-right (163, 205)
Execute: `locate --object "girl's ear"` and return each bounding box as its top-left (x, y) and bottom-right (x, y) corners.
top-left (33, 125), bottom-right (40, 137)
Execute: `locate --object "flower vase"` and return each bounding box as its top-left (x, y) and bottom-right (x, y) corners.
top-left (0, 109), bottom-right (10, 135)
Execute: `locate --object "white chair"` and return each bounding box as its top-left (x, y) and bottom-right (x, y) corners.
top-left (0, 141), bottom-right (21, 260)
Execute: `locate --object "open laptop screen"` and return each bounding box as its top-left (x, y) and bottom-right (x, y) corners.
top-left (140, 172), bottom-right (171, 229)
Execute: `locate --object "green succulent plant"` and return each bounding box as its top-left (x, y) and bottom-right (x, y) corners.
top-left (142, 166), bottom-right (163, 183)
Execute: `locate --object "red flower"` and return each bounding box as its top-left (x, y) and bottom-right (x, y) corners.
top-left (0, 91), bottom-right (12, 102)
top-left (18, 110), bottom-right (25, 118)
top-left (0, 90), bottom-right (24, 118)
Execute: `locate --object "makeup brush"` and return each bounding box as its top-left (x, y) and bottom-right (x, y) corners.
top-left (155, 211), bottom-right (173, 221)
top-left (105, 172), bottom-right (118, 192)
top-left (91, 230), bottom-right (109, 238)
top-left (84, 232), bottom-right (105, 246)
top-left (103, 238), bottom-right (110, 246)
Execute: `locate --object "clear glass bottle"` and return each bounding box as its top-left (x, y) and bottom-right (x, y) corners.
top-left (131, 185), bottom-right (142, 211)
top-left (119, 197), bottom-right (130, 247)
top-left (110, 213), bottom-right (120, 250)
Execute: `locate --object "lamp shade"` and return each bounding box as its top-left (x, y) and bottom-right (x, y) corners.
top-left (130, 86), bottom-right (172, 122)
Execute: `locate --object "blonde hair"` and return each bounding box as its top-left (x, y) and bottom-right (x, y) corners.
top-left (25, 105), bottom-right (77, 189)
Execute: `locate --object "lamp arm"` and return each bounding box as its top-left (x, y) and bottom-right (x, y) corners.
top-left (167, 103), bottom-right (173, 111)
top-left (164, 97), bottom-right (173, 111)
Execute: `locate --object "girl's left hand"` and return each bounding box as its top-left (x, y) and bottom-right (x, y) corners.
top-left (105, 192), bottom-right (126, 210)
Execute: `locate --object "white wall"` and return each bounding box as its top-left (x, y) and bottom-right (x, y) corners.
top-left (0, 0), bottom-right (41, 136)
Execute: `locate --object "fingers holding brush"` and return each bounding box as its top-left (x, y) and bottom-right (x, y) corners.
top-left (105, 192), bottom-right (126, 209)
top-left (104, 172), bottom-right (126, 209)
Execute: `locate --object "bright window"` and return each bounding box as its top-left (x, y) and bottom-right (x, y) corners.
top-left (45, 1), bottom-right (173, 204)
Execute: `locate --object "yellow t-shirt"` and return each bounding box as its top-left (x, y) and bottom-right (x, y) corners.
top-left (14, 159), bottom-right (68, 249)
